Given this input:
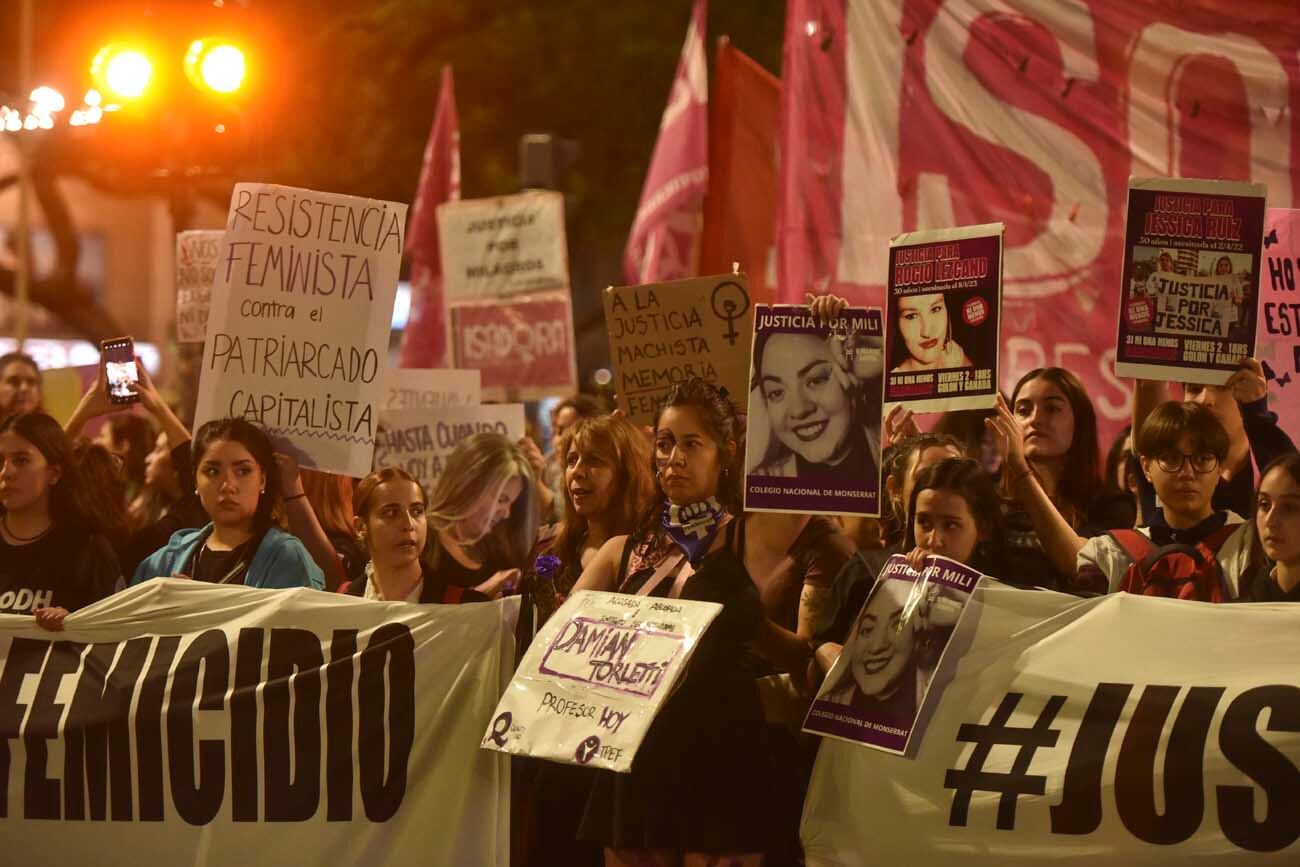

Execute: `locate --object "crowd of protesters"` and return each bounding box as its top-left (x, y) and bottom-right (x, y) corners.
top-left (2, 286), bottom-right (1299, 867)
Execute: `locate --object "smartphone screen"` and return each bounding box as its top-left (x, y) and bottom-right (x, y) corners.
top-left (101, 337), bottom-right (139, 404)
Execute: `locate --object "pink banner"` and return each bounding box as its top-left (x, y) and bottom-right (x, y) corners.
top-left (448, 292), bottom-right (578, 400)
top-left (778, 0), bottom-right (1300, 447)
top-left (624, 0), bottom-right (709, 284)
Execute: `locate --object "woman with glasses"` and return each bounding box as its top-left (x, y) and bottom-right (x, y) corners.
top-left (1073, 401), bottom-right (1253, 595)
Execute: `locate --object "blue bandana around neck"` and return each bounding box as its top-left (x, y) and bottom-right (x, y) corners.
top-left (662, 497), bottom-right (728, 565)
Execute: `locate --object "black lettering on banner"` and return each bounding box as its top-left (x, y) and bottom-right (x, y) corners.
top-left (1216, 685), bottom-right (1300, 852)
top-left (326, 629), bottom-right (358, 821)
top-left (230, 628), bottom-right (264, 821)
top-left (358, 624), bottom-right (415, 821)
top-left (264, 628), bottom-right (324, 821)
top-left (166, 630), bottom-right (228, 826)
top-left (136, 635), bottom-right (180, 821)
top-left (0, 637), bottom-right (52, 818)
top-left (63, 638), bottom-right (150, 821)
top-left (1114, 685), bottom-right (1224, 845)
top-left (27, 641), bottom-right (86, 819)
top-left (1051, 682), bottom-right (1131, 835)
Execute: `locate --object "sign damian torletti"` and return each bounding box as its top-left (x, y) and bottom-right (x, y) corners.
top-left (481, 590), bottom-right (722, 772)
top-left (176, 230), bottom-right (223, 343)
top-left (437, 191), bottom-right (569, 300)
top-left (194, 183), bottom-right (407, 478)
top-left (603, 273), bottom-right (754, 425)
top-left (0, 579), bottom-right (513, 865)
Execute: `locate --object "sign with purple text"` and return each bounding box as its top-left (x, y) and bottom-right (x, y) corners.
top-left (481, 590), bottom-right (721, 772)
top-left (744, 304), bottom-right (884, 517)
top-left (1259, 208), bottom-right (1300, 443)
top-left (803, 554), bottom-right (981, 755)
top-left (1115, 178), bottom-right (1267, 384)
top-left (884, 223), bottom-right (1004, 413)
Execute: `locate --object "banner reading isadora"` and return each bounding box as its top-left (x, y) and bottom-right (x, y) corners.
top-left (801, 588), bottom-right (1300, 865)
top-left (481, 590), bottom-right (721, 773)
top-left (1258, 208), bottom-right (1300, 444)
top-left (0, 579), bottom-right (513, 866)
top-left (1115, 178), bottom-right (1267, 384)
top-left (885, 223), bottom-right (1004, 414)
top-left (448, 291), bottom-right (578, 401)
top-left (374, 404), bottom-right (525, 500)
top-left (744, 304), bottom-right (883, 517)
top-left (194, 183), bottom-right (407, 478)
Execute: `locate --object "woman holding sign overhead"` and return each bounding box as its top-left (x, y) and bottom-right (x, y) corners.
top-left (573, 378), bottom-right (775, 866)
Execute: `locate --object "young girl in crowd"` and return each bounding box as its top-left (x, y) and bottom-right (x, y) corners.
top-left (129, 429), bottom-right (186, 529)
top-left (1073, 401), bottom-right (1251, 596)
top-left (985, 367), bottom-right (1132, 585)
top-left (132, 418), bottom-right (323, 589)
top-left (72, 441), bottom-right (133, 564)
top-left (1237, 454), bottom-right (1300, 602)
top-left (339, 466), bottom-right (488, 603)
top-left (0, 351), bottom-right (42, 416)
top-left (95, 414), bottom-right (154, 501)
top-left (0, 413), bottom-right (120, 628)
top-left (573, 378), bottom-right (775, 866)
top-left (423, 431), bottom-right (538, 597)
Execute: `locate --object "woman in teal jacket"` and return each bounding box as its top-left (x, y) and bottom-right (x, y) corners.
top-left (133, 418), bottom-right (323, 590)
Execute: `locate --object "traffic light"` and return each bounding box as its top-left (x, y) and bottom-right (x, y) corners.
top-left (184, 39), bottom-right (247, 96)
top-left (90, 43), bottom-right (154, 101)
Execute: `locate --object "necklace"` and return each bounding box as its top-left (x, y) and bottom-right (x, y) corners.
top-left (2, 512), bottom-right (52, 544)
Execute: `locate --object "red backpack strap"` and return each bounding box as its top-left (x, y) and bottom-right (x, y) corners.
top-left (1196, 523), bottom-right (1240, 555)
top-left (1109, 529), bottom-right (1156, 564)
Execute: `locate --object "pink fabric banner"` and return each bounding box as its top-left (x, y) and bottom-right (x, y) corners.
top-left (624, 0), bottom-right (710, 285)
top-left (399, 66), bottom-right (461, 368)
top-left (777, 0), bottom-right (1300, 447)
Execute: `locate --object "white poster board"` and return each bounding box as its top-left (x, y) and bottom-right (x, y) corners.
top-left (176, 230), bottom-right (223, 342)
top-left (373, 404), bottom-right (525, 498)
top-left (194, 184), bottom-right (407, 477)
top-left (481, 590), bottom-right (722, 772)
top-left (437, 191), bottom-right (569, 300)
top-left (383, 368), bottom-right (481, 411)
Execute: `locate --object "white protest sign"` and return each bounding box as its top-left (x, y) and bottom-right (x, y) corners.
top-left (802, 588), bottom-right (1300, 865)
top-left (437, 191), bottom-right (569, 300)
top-left (175, 230), bottom-right (223, 342)
top-left (383, 368), bottom-right (481, 411)
top-left (373, 404), bottom-right (525, 498)
top-left (0, 578), bottom-right (514, 866)
top-left (481, 590), bottom-right (722, 772)
top-left (194, 184), bottom-right (406, 477)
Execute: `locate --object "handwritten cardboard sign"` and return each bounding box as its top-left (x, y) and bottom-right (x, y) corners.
top-left (1258, 208), bottom-right (1300, 442)
top-left (373, 404), bottom-right (525, 499)
top-left (481, 590), bottom-right (722, 772)
top-left (603, 273), bottom-right (754, 425)
top-left (1114, 177), bottom-right (1266, 384)
top-left (175, 230), bottom-right (223, 343)
top-left (448, 290), bottom-right (578, 400)
top-left (437, 191), bottom-right (569, 300)
top-left (383, 368), bottom-right (481, 412)
top-left (194, 184), bottom-right (407, 477)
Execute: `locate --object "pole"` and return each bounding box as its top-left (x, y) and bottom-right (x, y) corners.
top-left (14, 0), bottom-right (33, 349)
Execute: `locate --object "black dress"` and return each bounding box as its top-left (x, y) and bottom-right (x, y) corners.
top-left (578, 519), bottom-right (776, 853)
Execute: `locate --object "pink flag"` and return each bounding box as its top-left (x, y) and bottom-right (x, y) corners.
top-left (399, 66), bottom-right (461, 368)
top-left (624, 0), bottom-right (709, 284)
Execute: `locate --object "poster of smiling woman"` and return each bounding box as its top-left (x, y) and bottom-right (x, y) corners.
top-left (743, 304), bottom-right (884, 517)
top-left (885, 223), bottom-right (1004, 414)
top-left (803, 554), bottom-right (981, 755)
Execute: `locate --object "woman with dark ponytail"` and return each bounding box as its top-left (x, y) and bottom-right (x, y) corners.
top-left (0, 412), bottom-right (120, 628)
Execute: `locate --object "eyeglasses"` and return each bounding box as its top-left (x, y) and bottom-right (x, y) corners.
top-left (1153, 451), bottom-right (1219, 474)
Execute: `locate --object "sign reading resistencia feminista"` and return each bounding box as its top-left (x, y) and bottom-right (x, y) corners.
top-left (194, 184), bottom-right (406, 478)
top-left (176, 230), bottom-right (223, 343)
top-left (437, 191), bottom-right (569, 301)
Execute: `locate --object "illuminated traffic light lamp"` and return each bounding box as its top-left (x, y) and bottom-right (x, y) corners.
top-left (184, 39), bottom-right (247, 96)
top-left (90, 44), bottom-right (153, 101)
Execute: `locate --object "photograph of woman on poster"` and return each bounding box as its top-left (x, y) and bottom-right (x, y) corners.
top-left (748, 327), bottom-right (882, 483)
top-left (890, 292), bottom-right (974, 373)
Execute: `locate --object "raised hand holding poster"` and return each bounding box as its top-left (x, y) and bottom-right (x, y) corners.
top-left (194, 184), bottom-right (406, 477)
top-left (604, 273), bottom-right (753, 425)
top-left (1114, 178), bottom-right (1266, 384)
top-left (885, 223), bottom-right (1004, 413)
top-left (176, 230), bottom-right (223, 343)
top-left (481, 590), bottom-right (722, 772)
top-left (744, 304), bottom-right (884, 517)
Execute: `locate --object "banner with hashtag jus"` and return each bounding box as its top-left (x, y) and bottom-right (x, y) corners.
top-left (801, 587), bottom-right (1300, 864)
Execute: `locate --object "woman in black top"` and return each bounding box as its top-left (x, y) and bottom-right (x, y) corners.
top-left (573, 379), bottom-right (775, 866)
top-left (1237, 454), bottom-right (1300, 602)
top-left (0, 412), bottom-right (120, 629)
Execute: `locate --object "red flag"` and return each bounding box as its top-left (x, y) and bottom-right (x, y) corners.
top-left (399, 66), bottom-right (461, 368)
top-left (699, 37), bottom-right (781, 305)
top-left (624, 0), bottom-right (709, 284)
